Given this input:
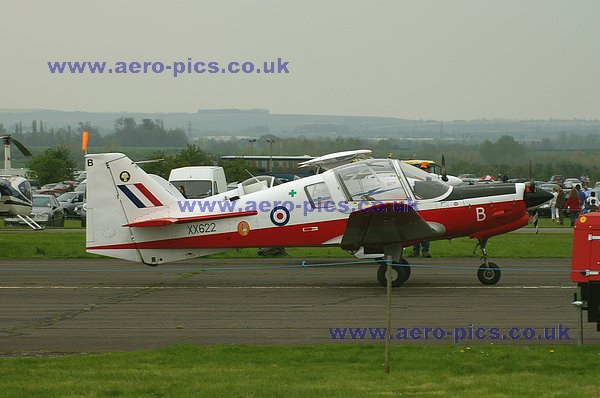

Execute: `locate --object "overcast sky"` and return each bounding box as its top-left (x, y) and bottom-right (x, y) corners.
top-left (1, 0), bottom-right (599, 120)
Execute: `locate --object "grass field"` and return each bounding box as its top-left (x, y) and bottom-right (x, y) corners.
top-left (0, 231), bottom-right (573, 259)
top-left (0, 344), bottom-right (598, 397)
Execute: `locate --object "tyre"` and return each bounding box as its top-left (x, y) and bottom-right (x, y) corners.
top-left (377, 263), bottom-right (409, 288)
top-left (477, 262), bottom-right (501, 285)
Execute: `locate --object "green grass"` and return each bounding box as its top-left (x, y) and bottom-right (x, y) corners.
top-left (0, 233), bottom-right (100, 259)
top-left (0, 344), bottom-right (599, 397)
top-left (0, 232), bottom-right (573, 259)
top-left (524, 217), bottom-right (573, 228)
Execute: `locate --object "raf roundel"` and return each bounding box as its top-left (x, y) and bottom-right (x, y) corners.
top-left (270, 206), bottom-right (290, 226)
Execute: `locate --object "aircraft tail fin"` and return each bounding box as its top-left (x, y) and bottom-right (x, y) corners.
top-left (85, 153), bottom-right (178, 263)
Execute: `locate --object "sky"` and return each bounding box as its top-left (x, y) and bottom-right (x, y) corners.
top-left (1, 0), bottom-right (599, 120)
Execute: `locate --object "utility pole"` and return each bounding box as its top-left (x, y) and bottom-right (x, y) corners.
top-left (248, 138), bottom-right (256, 154)
top-left (266, 139), bottom-right (275, 173)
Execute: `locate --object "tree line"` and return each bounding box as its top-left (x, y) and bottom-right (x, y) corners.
top-left (2, 117), bottom-right (187, 149)
top-left (12, 116), bottom-right (600, 184)
top-left (26, 144), bottom-right (255, 185)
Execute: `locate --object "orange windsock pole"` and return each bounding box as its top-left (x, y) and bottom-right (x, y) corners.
top-left (82, 131), bottom-right (89, 154)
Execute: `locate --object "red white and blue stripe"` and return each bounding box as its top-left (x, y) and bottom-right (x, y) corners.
top-left (118, 184), bottom-right (163, 208)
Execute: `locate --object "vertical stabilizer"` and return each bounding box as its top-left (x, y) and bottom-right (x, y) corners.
top-left (85, 153), bottom-right (176, 262)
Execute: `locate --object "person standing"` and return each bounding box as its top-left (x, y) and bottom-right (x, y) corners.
top-left (576, 184), bottom-right (587, 213)
top-left (410, 241), bottom-right (431, 258)
top-left (549, 187), bottom-right (559, 222)
top-left (585, 191), bottom-right (599, 213)
top-left (555, 186), bottom-right (566, 225)
top-left (565, 188), bottom-right (582, 226)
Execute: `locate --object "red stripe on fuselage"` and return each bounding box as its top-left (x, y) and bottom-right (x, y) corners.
top-left (88, 218), bottom-right (348, 251)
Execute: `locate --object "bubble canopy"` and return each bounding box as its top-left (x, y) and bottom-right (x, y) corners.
top-left (333, 159), bottom-right (451, 202)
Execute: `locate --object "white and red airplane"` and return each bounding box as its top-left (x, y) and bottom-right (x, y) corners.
top-left (85, 152), bottom-right (552, 287)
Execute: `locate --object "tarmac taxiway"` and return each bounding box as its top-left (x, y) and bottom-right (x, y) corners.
top-left (0, 256), bottom-right (596, 355)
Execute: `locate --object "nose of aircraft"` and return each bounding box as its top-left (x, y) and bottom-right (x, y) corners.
top-left (524, 188), bottom-right (554, 208)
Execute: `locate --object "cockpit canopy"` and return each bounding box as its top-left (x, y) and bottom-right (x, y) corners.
top-left (333, 159), bottom-right (451, 202)
top-left (335, 160), bottom-right (407, 201)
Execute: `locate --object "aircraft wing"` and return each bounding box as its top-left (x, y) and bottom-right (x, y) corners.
top-left (124, 210), bottom-right (258, 227)
top-left (340, 203), bottom-right (445, 252)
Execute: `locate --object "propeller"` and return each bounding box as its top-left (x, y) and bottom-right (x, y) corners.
top-left (441, 155), bottom-right (448, 182)
top-left (2, 135), bottom-right (32, 157)
top-left (528, 159), bottom-right (535, 193)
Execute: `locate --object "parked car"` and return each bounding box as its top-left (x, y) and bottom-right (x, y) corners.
top-left (75, 171), bottom-right (87, 183)
top-left (34, 189), bottom-right (63, 197)
top-left (549, 175), bottom-right (564, 187)
top-left (564, 178), bottom-right (582, 189)
top-left (4, 194), bottom-right (64, 227)
top-left (74, 202), bottom-right (87, 227)
top-left (57, 191), bottom-right (85, 218)
top-left (75, 179), bottom-right (86, 193)
top-left (458, 174), bottom-right (478, 185)
top-left (540, 183), bottom-right (559, 192)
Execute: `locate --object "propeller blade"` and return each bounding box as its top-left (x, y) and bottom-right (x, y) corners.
top-left (528, 159), bottom-right (535, 193)
top-left (8, 137), bottom-right (32, 157)
top-left (441, 155), bottom-right (448, 182)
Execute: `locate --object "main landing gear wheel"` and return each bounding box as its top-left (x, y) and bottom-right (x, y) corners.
top-left (377, 259), bottom-right (410, 287)
top-left (477, 262), bottom-right (501, 285)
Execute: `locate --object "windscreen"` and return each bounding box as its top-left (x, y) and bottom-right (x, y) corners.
top-left (399, 163), bottom-right (451, 200)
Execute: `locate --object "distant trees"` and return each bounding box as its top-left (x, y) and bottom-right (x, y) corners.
top-left (11, 117), bottom-right (189, 150)
top-left (479, 135), bottom-right (527, 165)
top-left (106, 117), bottom-right (188, 147)
top-left (8, 120), bottom-right (600, 183)
top-left (218, 158), bottom-right (257, 182)
top-left (27, 146), bottom-right (77, 184)
top-left (139, 145), bottom-right (215, 179)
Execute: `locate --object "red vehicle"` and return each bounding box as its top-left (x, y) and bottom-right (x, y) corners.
top-left (571, 213), bottom-right (600, 330)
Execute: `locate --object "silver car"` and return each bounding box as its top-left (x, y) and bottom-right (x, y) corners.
top-left (5, 194), bottom-right (65, 227)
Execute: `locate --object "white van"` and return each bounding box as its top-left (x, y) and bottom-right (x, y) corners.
top-left (168, 166), bottom-right (227, 199)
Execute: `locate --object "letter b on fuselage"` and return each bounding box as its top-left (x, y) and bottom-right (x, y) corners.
top-left (476, 207), bottom-right (486, 222)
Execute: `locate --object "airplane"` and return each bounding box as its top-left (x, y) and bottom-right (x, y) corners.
top-left (0, 135), bottom-right (41, 229)
top-left (85, 152), bottom-right (552, 287)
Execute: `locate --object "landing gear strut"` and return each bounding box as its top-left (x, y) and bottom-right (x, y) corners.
top-left (475, 239), bottom-right (501, 285)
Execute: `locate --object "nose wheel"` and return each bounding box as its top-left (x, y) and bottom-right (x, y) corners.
top-left (475, 239), bottom-right (501, 285)
top-left (477, 262), bottom-right (501, 285)
top-left (376, 258), bottom-right (411, 287)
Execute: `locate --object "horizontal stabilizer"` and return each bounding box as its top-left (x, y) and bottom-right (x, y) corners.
top-left (124, 210), bottom-right (258, 227)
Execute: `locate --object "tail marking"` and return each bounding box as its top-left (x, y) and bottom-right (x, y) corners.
top-left (118, 183), bottom-right (164, 208)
